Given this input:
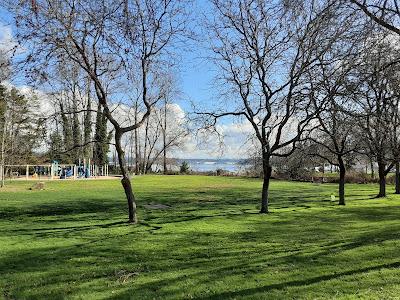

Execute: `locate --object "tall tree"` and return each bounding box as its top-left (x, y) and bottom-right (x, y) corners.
top-left (352, 36), bottom-right (400, 197)
top-left (83, 81), bottom-right (93, 160)
top-left (93, 103), bottom-right (111, 166)
top-left (11, 0), bottom-right (190, 223)
top-left (308, 28), bottom-right (363, 205)
top-left (203, 0), bottom-right (347, 213)
top-left (0, 85), bottom-right (42, 185)
top-left (59, 100), bottom-right (73, 162)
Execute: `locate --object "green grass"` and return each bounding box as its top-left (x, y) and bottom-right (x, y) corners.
top-left (1, 175), bottom-right (400, 299)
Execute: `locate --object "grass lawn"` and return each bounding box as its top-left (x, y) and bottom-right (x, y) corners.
top-left (1, 175), bottom-right (400, 299)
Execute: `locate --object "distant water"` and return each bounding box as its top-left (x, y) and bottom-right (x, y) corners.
top-left (175, 159), bottom-right (247, 173)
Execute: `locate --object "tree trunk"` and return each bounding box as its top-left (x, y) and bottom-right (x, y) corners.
top-left (377, 160), bottom-right (386, 198)
top-left (134, 103), bottom-right (140, 175)
top-left (142, 118), bottom-right (149, 174)
top-left (0, 165), bottom-right (4, 188)
top-left (72, 86), bottom-right (82, 163)
top-left (260, 153), bottom-right (272, 214)
top-left (338, 158), bottom-right (346, 205)
top-left (395, 161), bottom-right (400, 194)
top-left (0, 115), bottom-right (6, 188)
top-left (163, 97), bottom-right (167, 174)
top-left (83, 89), bottom-right (92, 160)
top-left (370, 158), bottom-right (375, 179)
top-left (115, 131), bottom-right (137, 223)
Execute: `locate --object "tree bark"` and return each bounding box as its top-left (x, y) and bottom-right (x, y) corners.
top-left (72, 86), bottom-right (82, 163)
top-left (370, 158), bottom-right (375, 179)
top-left (338, 157), bottom-right (346, 205)
top-left (83, 87), bottom-right (92, 160)
top-left (163, 97), bottom-right (167, 174)
top-left (115, 131), bottom-right (137, 223)
top-left (142, 118), bottom-right (149, 174)
top-left (377, 160), bottom-right (386, 198)
top-left (395, 161), bottom-right (400, 194)
top-left (0, 113), bottom-right (7, 188)
top-left (134, 103), bottom-right (140, 175)
top-left (260, 153), bottom-right (272, 214)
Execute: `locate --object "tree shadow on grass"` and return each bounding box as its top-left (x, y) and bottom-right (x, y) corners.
top-left (2, 216), bottom-right (400, 299)
top-left (0, 198), bottom-right (124, 220)
top-left (1, 220), bottom-right (128, 238)
top-left (195, 261), bottom-right (400, 300)
top-left (2, 178), bottom-right (400, 299)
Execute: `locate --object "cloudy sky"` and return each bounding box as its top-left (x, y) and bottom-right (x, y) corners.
top-left (0, 7), bottom-right (254, 160)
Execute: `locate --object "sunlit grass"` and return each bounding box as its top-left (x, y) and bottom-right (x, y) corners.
top-left (0, 176), bottom-right (399, 299)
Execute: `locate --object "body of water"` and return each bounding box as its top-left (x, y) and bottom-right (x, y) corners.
top-left (175, 159), bottom-right (248, 173)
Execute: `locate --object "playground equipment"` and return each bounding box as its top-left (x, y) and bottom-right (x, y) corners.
top-left (0, 159), bottom-right (110, 181)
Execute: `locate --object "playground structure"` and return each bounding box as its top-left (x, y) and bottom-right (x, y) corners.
top-left (0, 159), bottom-right (110, 181)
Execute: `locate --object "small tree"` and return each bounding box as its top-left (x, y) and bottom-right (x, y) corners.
top-left (180, 161), bottom-right (190, 174)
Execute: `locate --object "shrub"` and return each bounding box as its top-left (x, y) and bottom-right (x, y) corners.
top-left (179, 161), bottom-right (190, 174)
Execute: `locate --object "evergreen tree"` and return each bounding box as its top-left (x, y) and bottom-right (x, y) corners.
top-left (48, 132), bottom-right (64, 162)
top-left (59, 101), bottom-right (73, 163)
top-left (71, 91), bottom-right (82, 164)
top-left (93, 103), bottom-right (110, 166)
top-left (83, 92), bottom-right (92, 160)
top-left (0, 86), bottom-right (42, 168)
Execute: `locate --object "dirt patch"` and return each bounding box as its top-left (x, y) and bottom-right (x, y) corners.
top-left (144, 203), bottom-right (171, 210)
top-left (29, 182), bottom-right (46, 190)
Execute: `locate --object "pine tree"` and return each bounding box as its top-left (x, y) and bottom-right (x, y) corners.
top-left (71, 89), bottom-right (82, 164)
top-left (93, 103), bottom-right (110, 166)
top-left (83, 88), bottom-right (92, 160)
top-left (59, 101), bottom-right (73, 163)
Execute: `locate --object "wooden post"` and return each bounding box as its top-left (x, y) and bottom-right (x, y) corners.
top-left (26, 165), bottom-right (29, 180)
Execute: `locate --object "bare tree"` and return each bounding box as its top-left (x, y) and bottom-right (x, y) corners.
top-left (350, 0), bottom-right (400, 35)
top-left (9, 0), bottom-right (190, 223)
top-left (202, 0), bottom-right (348, 213)
top-left (352, 36), bottom-right (400, 197)
top-left (308, 30), bottom-right (363, 205)
top-left (127, 100), bottom-right (188, 174)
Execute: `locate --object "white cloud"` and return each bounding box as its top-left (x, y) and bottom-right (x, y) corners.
top-left (173, 118), bottom-right (254, 159)
top-left (0, 22), bottom-right (17, 53)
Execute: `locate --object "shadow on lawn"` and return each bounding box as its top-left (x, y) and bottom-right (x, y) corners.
top-left (2, 204), bottom-right (400, 299)
top-left (194, 261), bottom-right (400, 300)
top-left (1, 179), bottom-right (400, 299)
top-left (0, 198), bottom-right (123, 220)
